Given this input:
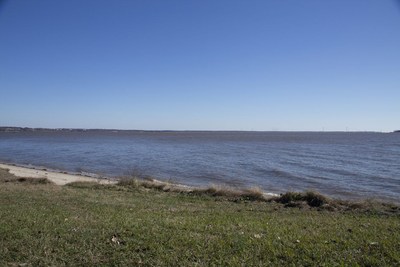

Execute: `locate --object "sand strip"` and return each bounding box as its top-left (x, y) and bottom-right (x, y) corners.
top-left (0, 163), bottom-right (116, 185)
top-left (0, 162), bottom-right (279, 197)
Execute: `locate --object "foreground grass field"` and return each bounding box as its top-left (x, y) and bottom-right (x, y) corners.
top-left (0, 168), bottom-right (399, 266)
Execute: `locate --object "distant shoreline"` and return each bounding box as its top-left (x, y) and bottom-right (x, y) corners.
top-left (0, 126), bottom-right (394, 133)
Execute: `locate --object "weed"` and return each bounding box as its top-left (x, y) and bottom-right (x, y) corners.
top-left (274, 191), bottom-right (329, 207)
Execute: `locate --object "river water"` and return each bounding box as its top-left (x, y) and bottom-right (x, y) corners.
top-left (0, 131), bottom-right (399, 202)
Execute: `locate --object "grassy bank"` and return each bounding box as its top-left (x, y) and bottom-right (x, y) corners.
top-left (0, 168), bottom-right (399, 266)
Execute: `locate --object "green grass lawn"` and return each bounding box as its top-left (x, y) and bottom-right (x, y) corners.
top-left (0, 168), bottom-right (399, 266)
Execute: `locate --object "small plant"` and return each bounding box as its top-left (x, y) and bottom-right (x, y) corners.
top-left (274, 191), bottom-right (329, 207)
top-left (191, 184), bottom-right (267, 201)
top-left (117, 177), bottom-right (140, 188)
top-left (66, 181), bottom-right (105, 189)
top-left (17, 177), bottom-right (53, 184)
top-left (0, 169), bottom-right (53, 184)
top-left (276, 192), bottom-right (304, 203)
top-left (303, 191), bottom-right (329, 207)
top-left (242, 187), bottom-right (265, 201)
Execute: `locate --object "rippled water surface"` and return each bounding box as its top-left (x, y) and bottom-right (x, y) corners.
top-left (0, 131), bottom-right (399, 202)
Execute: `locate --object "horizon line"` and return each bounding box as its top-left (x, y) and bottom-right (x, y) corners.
top-left (0, 126), bottom-right (395, 133)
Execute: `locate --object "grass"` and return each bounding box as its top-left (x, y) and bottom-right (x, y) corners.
top-left (0, 168), bottom-right (399, 266)
top-left (0, 168), bottom-right (53, 185)
top-left (118, 177), bottom-right (267, 201)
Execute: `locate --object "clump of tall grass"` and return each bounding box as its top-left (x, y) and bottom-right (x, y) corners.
top-left (0, 168), bottom-right (53, 184)
top-left (15, 177), bottom-right (53, 184)
top-left (66, 181), bottom-right (114, 189)
top-left (270, 191), bottom-right (400, 214)
top-left (117, 176), bottom-right (186, 192)
top-left (101, 169), bottom-right (400, 213)
top-left (191, 184), bottom-right (266, 201)
top-left (273, 191), bottom-right (329, 207)
top-left (118, 175), bottom-right (268, 201)
top-left (117, 177), bottom-right (141, 188)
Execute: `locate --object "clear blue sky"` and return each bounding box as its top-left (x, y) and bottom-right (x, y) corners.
top-left (0, 0), bottom-right (399, 131)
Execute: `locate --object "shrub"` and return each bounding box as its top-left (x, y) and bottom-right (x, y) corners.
top-left (274, 191), bottom-right (329, 207)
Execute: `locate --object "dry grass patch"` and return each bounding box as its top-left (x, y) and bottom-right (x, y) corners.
top-left (190, 184), bottom-right (267, 201)
top-left (271, 191), bottom-right (400, 214)
top-left (117, 176), bottom-right (190, 193)
top-left (0, 168), bottom-right (53, 185)
top-left (117, 177), bottom-right (268, 201)
top-left (273, 191), bottom-right (329, 207)
top-left (116, 177), bottom-right (400, 214)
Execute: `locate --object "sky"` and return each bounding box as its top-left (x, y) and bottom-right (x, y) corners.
top-left (0, 0), bottom-right (399, 131)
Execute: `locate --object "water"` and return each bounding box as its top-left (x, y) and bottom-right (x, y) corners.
top-left (0, 131), bottom-right (399, 202)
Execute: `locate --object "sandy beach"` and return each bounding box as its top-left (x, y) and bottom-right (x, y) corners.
top-left (0, 162), bottom-right (281, 199)
top-left (0, 163), bottom-right (116, 185)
